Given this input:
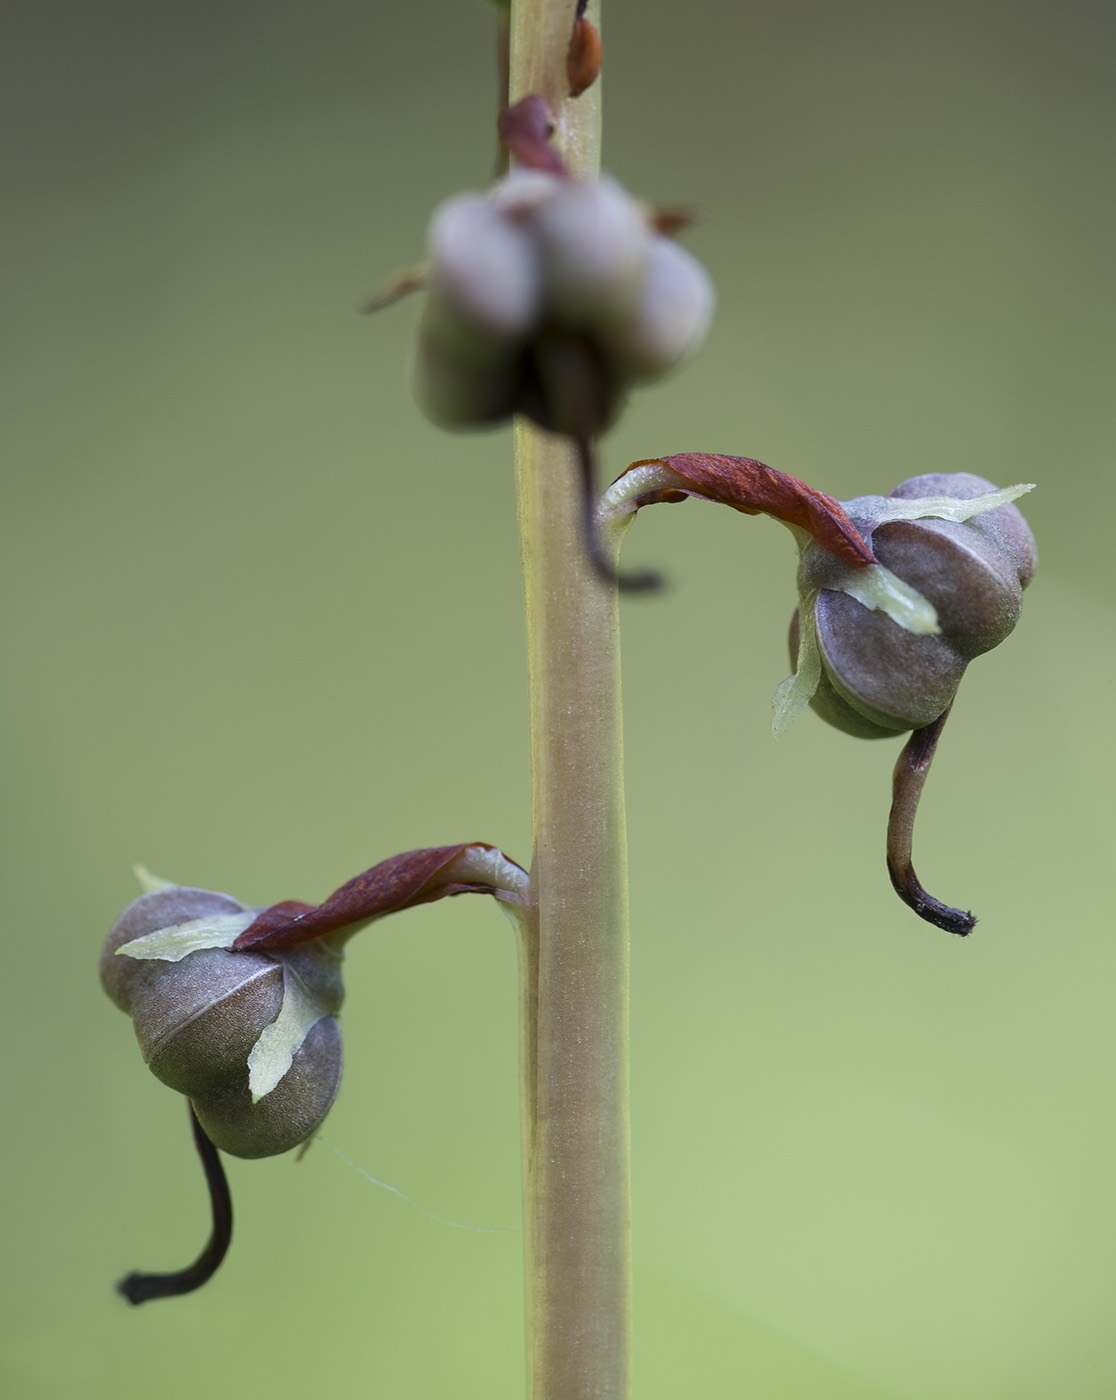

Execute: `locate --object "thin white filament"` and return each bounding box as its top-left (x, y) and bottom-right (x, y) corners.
top-left (317, 1136), bottom-right (520, 1236)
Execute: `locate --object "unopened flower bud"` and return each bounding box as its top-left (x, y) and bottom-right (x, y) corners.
top-left (426, 192), bottom-right (542, 343)
top-left (607, 234), bottom-right (714, 381)
top-left (791, 472), bottom-right (1036, 932)
top-left (411, 329), bottom-right (522, 428)
top-left (103, 846), bottom-right (527, 1302)
top-left (793, 472), bottom-right (1037, 738)
top-left (533, 174), bottom-right (650, 327)
top-left (411, 163), bottom-right (712, 437)
top-left (101, 886), bottom-right (343, 1159)
top-left (605, 453), bottom-right (1037, 930)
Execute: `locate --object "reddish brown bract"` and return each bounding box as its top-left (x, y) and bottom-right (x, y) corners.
top-left (234, 844), bottom-right (524, 952)
top-left (497, 96), bottom-right (568, 176)
top-left (567, 17), bottom-right (602, 98)
top-left (622, 454), bottom-right (875, 569)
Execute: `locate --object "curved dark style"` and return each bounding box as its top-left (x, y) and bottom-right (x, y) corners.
top-left (522, 331), bottom-right (663, 593)
top-left (886, 704), bottom-right (976, 936)
top-left (116, 1105), bottom-right (233, 1304)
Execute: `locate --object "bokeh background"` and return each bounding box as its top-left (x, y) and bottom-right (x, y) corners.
top-left (3, 1), bottom-right (1114, 1396)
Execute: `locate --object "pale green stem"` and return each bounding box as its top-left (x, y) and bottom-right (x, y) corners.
top-left (509, 4), bottom-right (631, 1398)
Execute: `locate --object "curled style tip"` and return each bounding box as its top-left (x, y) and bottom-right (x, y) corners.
top-left (886, 705), bottom-right (976, 937)
top-left (575, 433), bottom-right (664, 594)
top-left (116, 1105), bottom-right (233, 1305)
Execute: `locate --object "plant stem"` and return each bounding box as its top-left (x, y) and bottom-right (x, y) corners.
top-left (509, 5), bottom-right (631, 1398)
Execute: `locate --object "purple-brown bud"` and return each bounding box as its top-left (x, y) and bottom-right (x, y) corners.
top-left (102, 846), bottom-right (527, 1301)
top-left (101, 886), bottom-right (343, 1159)
top-left (792, 473), bottom-right (1037, 739)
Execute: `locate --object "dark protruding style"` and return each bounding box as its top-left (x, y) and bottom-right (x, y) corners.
top-left (117, 1106), bottom-right (233, 1305)
top-left (886, 705), bottom-right (976, 936)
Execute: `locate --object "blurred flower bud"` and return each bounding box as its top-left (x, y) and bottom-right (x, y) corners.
top-left (608, 235), bottom-right (716, 381)
top-left (426, 191), bottom-right (542, 343)
top-left (412, 164), bottom-right (712, 435)
top-left (101, 886), bottom-right (343, 1159)
top-left (533, 175), bottom-right (649, 328)
top-left (792, 473), bottom-right (1037, 739)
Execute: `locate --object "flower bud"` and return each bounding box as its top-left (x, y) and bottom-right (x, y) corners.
top-left (411, 163), bottom-right (712, 437)
top-left (604, 453), bottom-right (1035, 930)
top-left (533, 174), bottom-right (650, 328)
top-left (426, 192), bottom-right (542, 342)
top-left (606, 234), bottom-right (715, 381)
top-left (103, 846), bottom-right (526, 1300)
top-left (792, 473), bottom-right (1037, 739)
top-left (101, 886), bottom-right (343, 1159)
top-left (411, 328), bottom-right (522, 428)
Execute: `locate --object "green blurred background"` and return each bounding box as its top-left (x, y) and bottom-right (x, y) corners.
top-left (2, 1), bottom-right (1114, 1395)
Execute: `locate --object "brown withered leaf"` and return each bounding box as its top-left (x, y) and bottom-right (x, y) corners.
top-left (623, 454), bottom-right (875, 569)
top-left (234, 844), bottom-right (524, 952)
top-left (497, 96), bottom-right (568, 176)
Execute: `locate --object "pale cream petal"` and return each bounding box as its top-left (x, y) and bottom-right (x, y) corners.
top-left (115, 912), bottom-right (257, 962)
top-left (247, 966), bottom-right (333, 1103)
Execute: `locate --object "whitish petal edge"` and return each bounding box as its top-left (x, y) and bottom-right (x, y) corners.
top-left (835, 563), bottom-right (940, 635)
top-left (247, 966), bottom-right (332, 1103)
top-left (869, 483), bottom-right (1034, 526)
top-left (772, 590), bottom-right (822, 737)
top-left (115, 912), bottom-right (257, 962)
